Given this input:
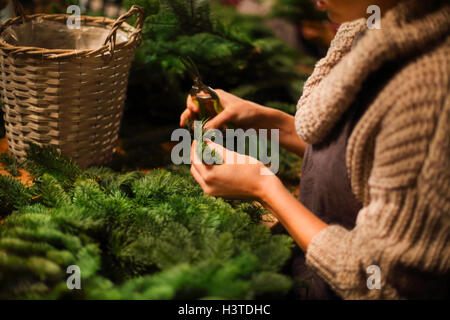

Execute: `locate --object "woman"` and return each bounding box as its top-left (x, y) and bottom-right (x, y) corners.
top-left (180, 0), bottom-right (449, 299)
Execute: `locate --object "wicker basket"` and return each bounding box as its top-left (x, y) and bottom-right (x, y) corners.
top-left (0, 1), bottom-right (144, 168)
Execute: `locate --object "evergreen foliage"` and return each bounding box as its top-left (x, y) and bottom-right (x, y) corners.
top-left (123, 0), bottom-right (314, 122)
top-left (0, 175), bottom-right (34, 216)
top-left (0, 145), bottom-right (294, 299)
top-left (271, 0), bottom-right (328, 23)
top-left (41, 0), bottom-right (80, 14)
top-left (0, 152), bottom-right (20, 177)
top-left (22, 144), bottom-right (81, 189)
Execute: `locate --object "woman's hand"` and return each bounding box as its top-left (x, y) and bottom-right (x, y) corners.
top-left (180, 89), bottom-right (265, 130)
top-left (190, 139), bottom-right (281, 200)
top-left (190, 139), bottom-right (327, 251)
top-left (180, 89), bottom-right (307, 157)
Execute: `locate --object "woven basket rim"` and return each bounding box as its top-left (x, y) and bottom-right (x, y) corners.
top-left (0, 12), bottom-right (141, 60)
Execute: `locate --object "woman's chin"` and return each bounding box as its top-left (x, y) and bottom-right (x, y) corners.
top-left (327, 11), bottom-right (351, 24)
top-left (326, 12), bottom-right (340, 24)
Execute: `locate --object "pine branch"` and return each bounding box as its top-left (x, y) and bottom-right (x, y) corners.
top-left (0, 175), bottom-right (33, 215)
top-left (22, 144), bottom-right (81, 189)
top-left (0, 153), bottom-right (20, 177)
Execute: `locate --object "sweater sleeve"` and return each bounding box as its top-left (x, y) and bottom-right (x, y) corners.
top-left (305, 93), bottom-right (450, 299)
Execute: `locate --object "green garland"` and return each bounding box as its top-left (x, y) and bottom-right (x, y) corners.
top-left (0, 145), bottom-right (294, 299)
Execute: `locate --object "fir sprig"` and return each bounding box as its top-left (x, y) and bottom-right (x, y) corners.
top-left (0, 152), bottom-right (20, 177)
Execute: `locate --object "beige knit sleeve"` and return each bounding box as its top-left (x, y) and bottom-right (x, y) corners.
top-left (305, 90), bottom-right (450, 299)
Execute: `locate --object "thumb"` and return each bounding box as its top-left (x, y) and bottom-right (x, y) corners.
top-left (205, 140), bottom-right (237, 163)
top-left (204, 110), bottom-right (233, 130)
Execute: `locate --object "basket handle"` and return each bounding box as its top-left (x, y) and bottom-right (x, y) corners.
top-left (103, 5), bottom-right (145, 57)
top-left (12, 0), bottom-right (27, 23)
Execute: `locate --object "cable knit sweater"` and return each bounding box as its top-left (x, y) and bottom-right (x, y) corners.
top-left (295, 0), bottom-right (450, 299)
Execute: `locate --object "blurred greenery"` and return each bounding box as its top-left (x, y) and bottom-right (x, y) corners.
top-left (271, 0), bottom-right (328, 23)
top-left (122, 0), bottom-right (314, 123)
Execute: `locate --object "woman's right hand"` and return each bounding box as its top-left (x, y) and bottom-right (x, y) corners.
top-left (180, 89), bottom-right (264, 130)
top-left (180, 89), bottom-right (307, 158)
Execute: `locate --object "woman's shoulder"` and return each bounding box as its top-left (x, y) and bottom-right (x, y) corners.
top-left (381, 35), bottom-right (449, 125)
top-left (367, 36), bottom-right (449, 192)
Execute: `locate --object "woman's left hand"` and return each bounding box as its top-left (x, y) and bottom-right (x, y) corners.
top-left (190, 140), bottom-right (280, 200)
top-left (191, 140), bottom-right (328, 252)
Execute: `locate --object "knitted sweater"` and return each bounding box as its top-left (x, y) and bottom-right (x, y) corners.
top-left (295, 0), bottom-right (450, 299)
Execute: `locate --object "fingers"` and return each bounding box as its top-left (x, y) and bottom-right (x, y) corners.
top-left (190, 141), bottom-right (213, 193)
top-left (190, 140), bottom-right (199, 164)
top-left (190, 140), bottom-right (205, 169)
top-left (183, 90), bottom-right (235, 128)
top-left (203, 140), bottom-right (225, 157)
top-left (191, 164), bottom-right (215, 196)
top-left (180, 108), bottom-right (192, 127)
top-left (214, 89), bottom-right (227, 98)
top-left (180, 95), bottom-right (201, 127)
top-left (204, 140), bottom-right (237, 164)
top-left (187, 94), bottom-right (199, 113)
top-left (190, 164), bottom-right (208, 191)
top-left (204, 109), bottom-right (232, 130)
